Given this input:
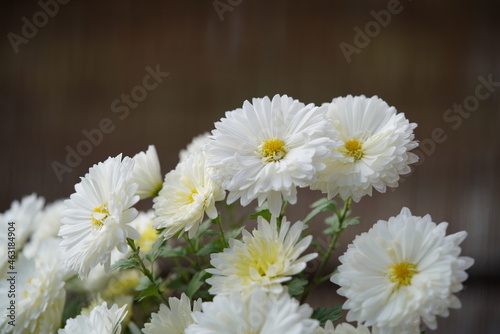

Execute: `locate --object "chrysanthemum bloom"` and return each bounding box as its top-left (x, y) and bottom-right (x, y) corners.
top-left (0, 238), bottom-right (70, 334)
top-left (132, 145), bottom-right (163, 199)
top-left (185, 288), bottom-right (319, 334)
top-left (142, 293), bottom-right (202, 334)
top-left (153, 152), bottom-right (225, 239)
top-left (0, 193), bottom-right (44, 272)
top-left (179, 132), bottom-right (210, 163)
top-left (331, 207), bottom-right (474, 334)
top-left (58, 302), bottom-right (128, 334)
top-left (130, 210), bottom-right (158, 254)
top-left (59, 154), bottom-right (140, 278)
top-left (314, 321), bottom-right (371, 334)
top-left (206, 216), bottom-right (317, 295)
top-left (311, 95), bottom-right (418, 202)
top-left (206, 94), bottom-right (341, 216)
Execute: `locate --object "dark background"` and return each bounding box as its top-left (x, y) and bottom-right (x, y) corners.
top-left (1, 1), bottom-right (499, 333)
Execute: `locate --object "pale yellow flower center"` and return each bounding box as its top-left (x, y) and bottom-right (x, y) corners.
top-left (91, 204), bottom-right (110, 229)
top-left (258, 138), bottom-right (287, 162)
top-left (236, 235), bottom-right (284, 280)
top-left (388, 262), bottom-right (418, 289)
top-left (188, 189), bottom-right (198, 203)
top-left (343, 138), bottom-right (364, 160)
top-left (136, 225), bottom-right (158, 253)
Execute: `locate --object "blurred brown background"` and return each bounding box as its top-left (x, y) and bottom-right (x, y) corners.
top-left (1, 0), bottom-right (499, 333)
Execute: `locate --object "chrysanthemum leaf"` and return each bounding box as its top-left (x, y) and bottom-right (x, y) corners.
top-left (286, 277), bottom-right (308, 297)
top-left (110, 258), bottom-right (140, 272)
top-left (250, 209), bottom-right (272, 221)
top-left (304, 198), bottom-right (337, 224)
top-left (187, 270), bottom-right (208, 298)
top-left (135, 281), bottom-right (160, 302)
top-left (311, 306), bottom-right (343, 326)
top-left (196, 242), bottom-right (223, 256)
top-left (160, 245), bottom-right (187, 258)
top-left (342, 216), bottom-right (360, 228)
top-left (324, 215), bottom-right (341, 236)
top-left (145, 238), bottom-right (166, 262)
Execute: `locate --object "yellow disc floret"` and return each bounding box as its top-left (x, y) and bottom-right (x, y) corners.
top-left (258, 138), bottom-right (287, 162)
top-left (388, 262), bottom-right (418, 290)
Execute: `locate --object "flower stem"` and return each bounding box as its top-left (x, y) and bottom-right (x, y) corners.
top-left (127, 238), bottom-right (169, 304)
top-left (300, 197), bottom-right (352, 303)
top-left (213, 216), bottom-right (228, 248)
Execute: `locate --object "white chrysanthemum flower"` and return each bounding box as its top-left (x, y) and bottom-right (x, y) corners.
top-left (185, 288), bottom-right (319, 334)
top-left (331, 207), bottom-right (474, 334)
top-left (59, 154), bottom-right (140, 278)
top-left (206, 94), bottom-right (341, 216)
top-left (58, 302), bottom-right (128, 334)
top-left (314, 321), bottom-right (371, 334)
top-left (0, 238), bottom-right (70, 334)
top-left (179, 132), bottom-right (210, 163)
top-left (142, 293), bottom-right (202, 334)
top-left (23, 199), bottom-right (65, 258)
top-left (206, 216), bottom-right (317, 295)
top-left (132, 145), bottom-right (163, 199)
top-left (312, 95), bottom-right (418, 202)
top-left (0, 194), bottom-right (44, 272)
top-left (153, 152), bottom-right (225, 239)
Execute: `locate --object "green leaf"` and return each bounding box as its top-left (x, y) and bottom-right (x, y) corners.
top-left (187, 270), bottom-right (207, 298)
top-left (286, 278), bottom-right (308, 297)
top-left (135, 281), bottom-right (160, 302)
top-left (250, 209), bottom-right (272, 221)
top-left (195, 219), bottom-right (212, 238)
top-left (145, 238), bottom-right (166, 262)
top-left (110, 258), bottom-right (139, 272)
top-left (196, 242), bottom-right (223, 256)
top-left (311, 306), bottom-right (343, 326)
top-left (228, 226), bottom-right (245, 239)
top-left (160, 245), bottom-right (187, 258)
top-left (323, 215), bottom-right (341, 236)
top-left (304, 198), bottom-right (337, 224)
top-left (202, 229), bottom-right (219, 237)
top-left (342, 216), bottom-right (360, 228)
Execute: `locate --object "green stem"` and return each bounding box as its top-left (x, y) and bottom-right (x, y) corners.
top-left (127, 238), bottom-right (169, 304)
top-left (300, 197), bottom-right (352, 303)
top-left (213, 216), bottom-right (228, 248)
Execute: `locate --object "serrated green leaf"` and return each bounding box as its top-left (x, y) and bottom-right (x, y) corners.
top-left (196, 242), bottom-right (223, 256)
top-left (110, 258), bottom-right (139, 272)
top-left (250, 209), bottom-right (272, 221)
top-left (311, 306), bottom-right (343, 326)
top-left (135, 282), bottom-right (160, 302)
top-left (323, 215), bottom-right (341, 236)
top-left (286, 278), bottom-right (308, 297)
top-left (160, 245), bottom-right (187, 258)
top-left (228, 226), bottom-right (245, 239)
top-left (187, 270), bottom-right (207, 298)
top-left (304, 198), bottom-right (337, 224)
top-left (145, 238), bottom-right (166, 262)
top-left (342, 216), bottom-right (360, 228)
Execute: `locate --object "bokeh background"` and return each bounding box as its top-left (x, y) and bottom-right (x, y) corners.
top-left (1, 0), bottom-right (499, 333)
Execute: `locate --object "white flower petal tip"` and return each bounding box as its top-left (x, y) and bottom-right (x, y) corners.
top-left (330, 207), bottom-right (473, 334)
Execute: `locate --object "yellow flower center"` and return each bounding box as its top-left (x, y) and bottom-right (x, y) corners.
top-left (136, 225), bottom-right (158, 253)
top-left (188, 189), bottom-right (198, 203)
top-left (388, 262), bottom-right (418, 289)
top-left (343, 138), bottom-right (364, 161)
top-left (235, 234), bottom-right (284, 281)
top-left (91, 204), bottom-right (110, 229)
top-left (258, 138), bottom-right (287, 162)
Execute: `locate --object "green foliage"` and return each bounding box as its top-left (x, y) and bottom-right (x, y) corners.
top-left (311, 306), bottom-right (343, 326)
top-left (286, 277), bottom-right (308, 297)
top-left (196, 242), bottom-right (223, 256)
top-left (250, 209), bottom-right (272, 221)
top-left (303, 198), bottom-right (337, 224)
top-left (110, 258), bottom-right (140, 272)
top-left (187, 270), bottom-right (208, 298)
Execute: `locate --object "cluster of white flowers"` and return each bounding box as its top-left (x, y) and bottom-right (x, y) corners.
top-left (0, 94), bottom-right (474, 334)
